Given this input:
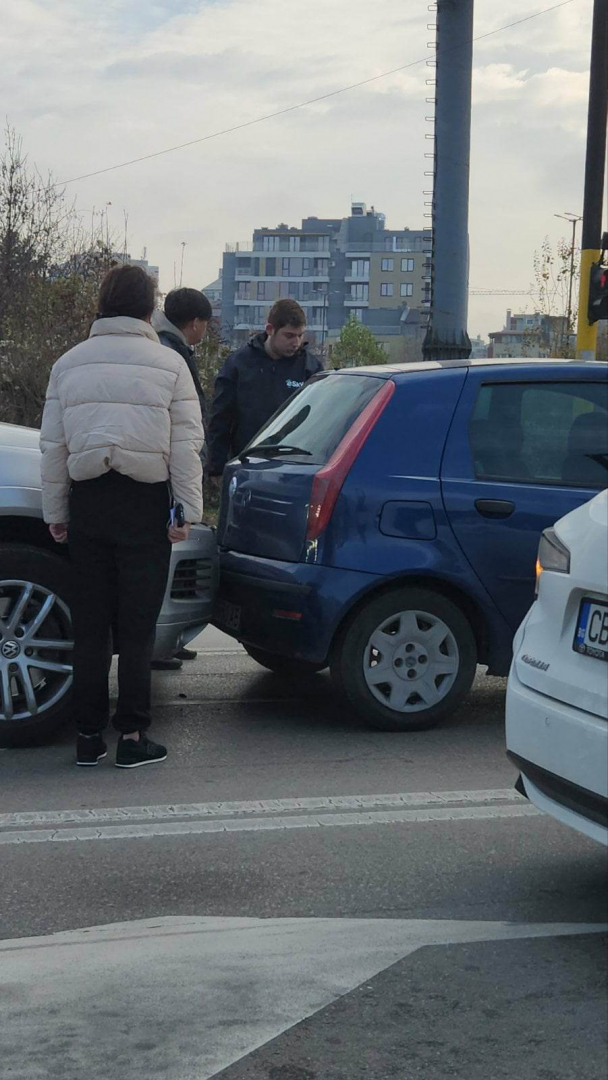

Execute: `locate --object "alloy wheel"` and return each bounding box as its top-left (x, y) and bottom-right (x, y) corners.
top-left (0, 579), bottom-right (73, 723)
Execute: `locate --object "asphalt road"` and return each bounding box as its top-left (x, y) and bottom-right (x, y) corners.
top-left (1, 628), bottom-right (606, 1080)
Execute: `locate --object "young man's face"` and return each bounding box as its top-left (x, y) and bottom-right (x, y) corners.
top-left (266, 322), bottom-right (305, 358)
top-left (183, 318), bottom-right (209, 346)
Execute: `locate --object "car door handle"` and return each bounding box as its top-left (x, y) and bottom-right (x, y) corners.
top-left (475, 499), bottom-right (515, 519)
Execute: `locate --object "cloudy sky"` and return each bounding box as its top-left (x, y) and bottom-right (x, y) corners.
top-left (1, 0), bottom-right (595, 338)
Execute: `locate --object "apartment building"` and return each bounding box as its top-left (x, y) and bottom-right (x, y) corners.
top-left (488, 309), bottom-right (571, 358)
top-left (221, 203), bottom-right (430, 357)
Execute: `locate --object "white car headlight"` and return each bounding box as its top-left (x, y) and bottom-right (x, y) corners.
top-left (535, 527), bottom-right (571, 593)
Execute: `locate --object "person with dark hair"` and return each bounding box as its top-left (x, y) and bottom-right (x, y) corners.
top-left (40, 265), bottom-right (204, 769)
top-left (206, 298), bottom-right (323, 478)
top-left (152, 287), bottom-right (211, 423)
top-left (151, 287), bottom-right (212, 668)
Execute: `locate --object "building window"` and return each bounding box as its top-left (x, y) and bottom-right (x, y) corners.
top-left (257, 281), bottom-right (276, 301)
top-left (302, 258), bottom-right (311, 276)
top-left (263, 236), bottom-right (280, 252)
top-left (400, 283), bottom-right (414, 297)
top-left (349, 283), bottom-right (369, 302)
top-left (352, 308), bottom-right (365, 322)
top-left (289, 236), bottom-right (300, 252)
top-left (349, 259), bottom-right (370, 278)
top-left (381, 258), bottom-right (394, 272)
top-left (282, 258), bottom-right (290, 277)
top-left (380, 283), bottom-right (394, 297)
top-left (401, 258), bottom-right (414, 272)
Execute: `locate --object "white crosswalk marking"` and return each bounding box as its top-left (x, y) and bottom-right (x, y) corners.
top-left (2, 916), bottom-right (606, 1080)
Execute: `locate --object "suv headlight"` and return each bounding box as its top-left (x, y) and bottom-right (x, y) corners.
top-left (535, 527), bottom-right (571, 593)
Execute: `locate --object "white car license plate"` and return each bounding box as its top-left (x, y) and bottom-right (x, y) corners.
top-left (215, 598), bottom-right (241, 633)
top-left (573, 598), bottom-right (608, 661)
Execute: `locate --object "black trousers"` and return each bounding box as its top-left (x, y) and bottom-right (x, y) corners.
top-left (68, 471), bottom-right (171, 736)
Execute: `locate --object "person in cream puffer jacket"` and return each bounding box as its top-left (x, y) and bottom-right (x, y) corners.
top-left (40, 264), bottom-right (204, 770)
top-left (40, 316), bottom-right (204, 525)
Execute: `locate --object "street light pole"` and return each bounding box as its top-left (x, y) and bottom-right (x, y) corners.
top-left (554, 212), bottom-right (582, 350)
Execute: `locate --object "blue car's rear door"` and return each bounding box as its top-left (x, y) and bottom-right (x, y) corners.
top-left (441, 364), bottom-right (608, 631)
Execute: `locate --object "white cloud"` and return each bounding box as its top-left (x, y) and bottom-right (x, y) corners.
top-left (0, 0), bottom-right (594, 338)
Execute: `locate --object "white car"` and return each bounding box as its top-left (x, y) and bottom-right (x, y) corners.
top-left (506, 489), bottom-right (608, 845)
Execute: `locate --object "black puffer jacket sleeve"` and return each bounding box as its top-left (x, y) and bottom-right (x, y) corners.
top-left (206, 354), bottom-right (239, 476)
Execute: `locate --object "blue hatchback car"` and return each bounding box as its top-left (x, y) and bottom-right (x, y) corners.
top-left (213, 359), bottom-right (608, 731)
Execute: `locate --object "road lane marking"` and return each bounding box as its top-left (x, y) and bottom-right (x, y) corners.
top-left (0, 790), bottom-right (529, 829)
top-left (0, 803), bottom-right (541, 844)
top-left (0, 788), bottom-right (525, 829)
top-left (1, 916), bottom-right (605, 1080)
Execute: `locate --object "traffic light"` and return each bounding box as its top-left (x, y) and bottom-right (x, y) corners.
top-left (588, 261), bottom-right (608, 323)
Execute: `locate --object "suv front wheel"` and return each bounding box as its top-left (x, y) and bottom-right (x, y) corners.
top-left (331, 586), bottom-right (477, 731)
top-left (0, 545), bottom-right (74, 747)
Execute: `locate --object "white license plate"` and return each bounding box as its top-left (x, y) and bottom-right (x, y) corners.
top-left (573, 598), bottom-right (608, 661)
top-left (214, 598), bottom-right (241, 632)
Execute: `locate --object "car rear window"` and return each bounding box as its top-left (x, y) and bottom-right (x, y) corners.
top-left (244, 373), bottom-right (386, 465)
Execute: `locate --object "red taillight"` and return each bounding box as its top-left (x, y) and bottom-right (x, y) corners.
top-left (305, 379), bottom-right (396, 542)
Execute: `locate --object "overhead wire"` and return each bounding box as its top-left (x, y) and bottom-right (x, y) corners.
top-left (58, 0), bottom-right (577, 186)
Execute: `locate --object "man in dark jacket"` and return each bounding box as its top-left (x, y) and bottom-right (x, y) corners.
top-left (152, 288), bottom-right (211, 668)
top-left (206, 299), bottom-right (323, 477)
top-left (152, 288), bottom-right (211, 423)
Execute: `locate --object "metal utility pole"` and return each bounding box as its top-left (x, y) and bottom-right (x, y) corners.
top-left (423, 0), bottom-right (474, 361)
top-left (576, 0), bottom-right (608, 360)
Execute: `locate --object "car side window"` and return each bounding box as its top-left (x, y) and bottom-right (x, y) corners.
top-left (469, 382), bottom-right (608, 488)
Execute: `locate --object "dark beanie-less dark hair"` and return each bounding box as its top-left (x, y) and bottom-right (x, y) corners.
top-left (97, 265), bottom-right (156, 321)
top-left (164, 288), bottom-right (212, 328)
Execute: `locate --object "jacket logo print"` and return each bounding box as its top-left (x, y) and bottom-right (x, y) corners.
top-left (286, 379), bottom-right (304, 389)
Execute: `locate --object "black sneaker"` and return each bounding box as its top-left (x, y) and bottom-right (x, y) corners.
top-left (115, 732), bottom-right (167, 769)
top-left (151, 657), bottom-right (183, 671)
top-left (175, 647), bottom-right (197, 661)
top-left (76, 733), bottom-right (107, 767)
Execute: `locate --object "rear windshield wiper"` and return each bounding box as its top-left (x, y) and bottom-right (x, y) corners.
top-left (240, 443), bottom-right (312, 460)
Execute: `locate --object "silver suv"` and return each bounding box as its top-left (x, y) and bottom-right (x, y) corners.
top-left (0, 422), bottom-right (218, 746)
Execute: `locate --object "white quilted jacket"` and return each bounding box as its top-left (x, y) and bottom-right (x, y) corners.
top-left (40, 317), bottom-right (204, 524)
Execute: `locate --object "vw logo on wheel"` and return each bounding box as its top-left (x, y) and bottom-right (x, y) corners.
top-left (1, 640), bottom-right (21, 660)
top-left (228, 476), bottom-right (238, 499)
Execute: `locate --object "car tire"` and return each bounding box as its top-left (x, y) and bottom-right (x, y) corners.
top-left (243, 644), bottom-right (326, 677)
top-left (0, 545), bottom-right (74, 747)
top-left (330, 586), bottom-right (477, 731)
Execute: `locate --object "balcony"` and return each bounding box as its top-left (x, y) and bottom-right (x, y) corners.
top-left (343, 238), bottom-right (429, 254)
top-left (233, 271), bottom-right (329, 282)
top-left (234, 296), bottom-right (327, 306)
top-left (226, 238), bottom-right (331, 254)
